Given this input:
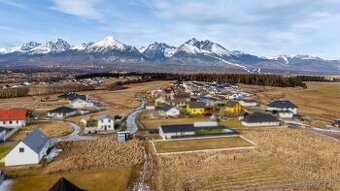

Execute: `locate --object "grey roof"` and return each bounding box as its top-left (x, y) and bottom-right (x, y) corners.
top-left (243, 112), bottom-right (280, 123)
top-left (22, 129), bottom-right (50, 154)
top-left (267, 101), bottom-right (297, 109)
top-left (239, 99), bottom-right (257, 103)
top-left (225, 101), bottom-right (240, 107)
top-left (0, 126), bottom-right (7, 133)
top-left (159, 105), bottom-right (175, 112)
top-left (49, 107), bottom-right (77, 114)
top-left (96, 114), bottom-right (115, 121)
top-left (188, 102), bottom-right (206, 108)
top-left (160, 124), bottom-right (227, 133)
top-left (68, 95), bottom-right (87, 101)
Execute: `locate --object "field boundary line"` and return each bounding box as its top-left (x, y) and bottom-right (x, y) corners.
top-left (152, 136), bottom-right (256, 155)
top-left (153, 134), bottom-right (240, 143)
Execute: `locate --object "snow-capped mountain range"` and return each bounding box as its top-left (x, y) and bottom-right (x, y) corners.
top-left (0, 36), bottom-right (339, 74)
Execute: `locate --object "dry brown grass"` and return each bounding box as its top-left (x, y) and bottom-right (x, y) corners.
top-left (9, 122), bottom-right (74, 141)
top-left (154, 128), bottom-right (340, 190)
top-left (241, 82), bottom-right (340, 120)
top-left (11, 168), bottom-right (131, 191)
top-left (154, 137), bottom-right (253, 153)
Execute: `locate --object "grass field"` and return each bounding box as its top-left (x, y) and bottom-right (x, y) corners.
top-left (0, 145), bottom-right (13, 160)
top-left (219, 119), bottom-right (243, 128)
top-left (8, 122), bottom-right (73, 141)
top-left (11, 168), bottom-right (131, 191)
top-left (154, 128), bottom-right (340, 190)
top-left (241, 82), bottom-right (340, 120)
top-left (154, 137), bottom-right (253, 153)
top-left (140, 117), bottom-right (208, 129)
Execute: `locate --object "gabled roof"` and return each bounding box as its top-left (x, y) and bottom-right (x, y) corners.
top-left (68, 95), bottom-right (87, 101)
top-left (159, 105), bottom-right (176, 112)
top-left (0, 126), bottom-right (7, 133)
top-left (225, 101), bottom-right (240, 107)
top-left (58, 92), bottom-right (78, 99)
top-left (188, 102), bottom-right (206, 108)
top-left (239, 99), bottom-right (257, 103)
top-left (49, 177), bottom-right (86, 191)
top-left (96, 114), bottom-right (115, 121)
top-left (243, 112), bottom-right (280, 123)
top-left (0, 108), bottom-right (27, 121)
top-left (48, 107), bottom-right (77, 114)
top-left (22, 129), bottom-right (50, 154)
top-left (267, 101), bottom-right (297, 108)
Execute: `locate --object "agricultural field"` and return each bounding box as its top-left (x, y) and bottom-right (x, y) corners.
top-left (241, 82), bottom-right (340, 120)
top-left (153, 137), bottom-right (253, 154)
top-left (154, 128), bottom-right (340, 190)
top-left (8, 122), bottom-right (74, 141)
top-left (11, 169), bottom-right (131, 191)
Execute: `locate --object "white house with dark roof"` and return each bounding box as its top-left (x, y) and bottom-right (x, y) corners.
top-left (68, 95), bottom-right (94, 109)
top-left (47, 107), bottom-right (77, 119)
top-left (5, 129), bottom-right (50, 166)
top-left (238, 99), bottom-right (257, 107)
top-left (242, 112), bottom-right (281, 127)
top-left (158, 105), bottom-right (180, 117)
top-left (96, 114), bottom-right (115, 131)
top-left (267, 100), bottom-right (298, 115)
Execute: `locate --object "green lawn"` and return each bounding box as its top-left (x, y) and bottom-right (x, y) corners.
top-left (0, 145), bottom-right (13, 159)
top-left (195, 128), bottom-right (224, 135)
top-left (219, 120), bottom-right (243, 128)
top-left (11, 168), bottom-right (132, 191)
top-left (154, 137), bottom-right (254, 153)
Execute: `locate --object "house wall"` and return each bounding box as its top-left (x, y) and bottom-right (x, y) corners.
top-left (97, 118), bottom-right (115, 131)
top-left (239, 101), bottom-right (257, 107)
top-left (186, 105), bottom-right (205, 115)
top-left (165, 108), bottom-right (180, 117)
top-left (278, 112), bottom-right (294, 118)
top-left (70, 100), bottom-right (94, 109)
top-left (5, 142), bottom-right (39, 166)
top-left (241, 121), bottom-right (280, 127)
top-left (48, 111), bottom-right (76, 118)
top-left (0, 119), bottom-right (26, 128)
top-left (160, 131), bottom-right (195, 140)
top-left (267, 107), bottom-right (297, 115)
top-left (225, 103), bottom-right (242, 113)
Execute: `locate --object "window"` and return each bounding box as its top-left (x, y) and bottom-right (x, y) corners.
top-left (16, 120), bottom-right (19, 124)
top-left (9, 121), bottom-right (12, 124)
top-left (19, 147), bottom-right (25, 153)
top-left (108, 120), bottom-right (111, 123)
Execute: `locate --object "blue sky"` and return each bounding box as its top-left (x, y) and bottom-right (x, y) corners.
top-left (1, 0), bottom-right (340, 59)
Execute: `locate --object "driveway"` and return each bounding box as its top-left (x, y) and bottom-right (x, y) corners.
top-left (51, 122), bottom-right (95, 144)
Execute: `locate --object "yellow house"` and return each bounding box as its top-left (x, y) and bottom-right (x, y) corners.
top-left (224, 101), bottom-right (242, 113)
top-left (186, 102), bottom-right (206, 115)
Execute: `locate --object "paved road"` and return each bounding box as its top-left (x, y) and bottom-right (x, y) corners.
top-left (0, 180), bottom-right (13, 191)
top-left (51, 122), bottom-right (95, 144)
top-left (127, 98), bottom-right (146, 134)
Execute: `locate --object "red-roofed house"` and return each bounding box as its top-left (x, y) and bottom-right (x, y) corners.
top-left (0, 109), bottom-right (29, 128)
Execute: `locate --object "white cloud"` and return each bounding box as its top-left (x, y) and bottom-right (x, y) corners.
top-left (0, 0), bottom-right (26, 8)
top-left (50, 0), bottom-right (104, 21)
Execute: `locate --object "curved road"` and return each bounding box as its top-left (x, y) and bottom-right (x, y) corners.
top-left (51, 122), bottom-right (95, 144)
top-left (127, 98), bottom-right (146, 134)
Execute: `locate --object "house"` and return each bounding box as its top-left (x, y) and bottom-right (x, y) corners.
top-left (57, 92), bottom-right (79, 100)
top-left (278, 111), bottom-right (294, 119)
top-left (155, 96), bottom-right (166, 106)
top-left (168, 98), bottom-right (188, 107)
top-left (267, 100), bottom-right (298, 115)
top-left (69, 95), bottom-right (94, 109)
top-left (96, 114), bottom-right (115, 131)
top-left (238, 99), bottom-right (257, 107)
top-left (174, 92), bottom-right (190, 102)
top-left (0, 108), bottom-right (29, 128)
top-left (198, 96), bottom-right (219, 106)
top-left (228, 93), bottom-right (240, 99)
top-left (334, 119), bottom-right (340, 128)
top-left (145, 103), bottom-right (155, 110)
top-left (47, 107), bottom-right (77, 119)
top-left (186, 102), bottom-right (206, 115)
top-left (5, 129), bottom-right (50, 166)
top-left (242, 112), bottom-right (281, 127)
top-left (84, 114), bottom-right (115, 133)
top-left (224, 101), bottom-right (242, 113)
top-left (158, 105), bottom-right (180, 117)
top-left (159, 121), bottom-right (239, 140)
top-left (0, 127), bottom-right (7, 142)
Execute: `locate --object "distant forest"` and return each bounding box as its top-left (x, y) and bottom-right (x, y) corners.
top-left (75, 72), bottom-right (338, 88)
